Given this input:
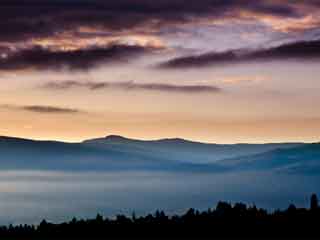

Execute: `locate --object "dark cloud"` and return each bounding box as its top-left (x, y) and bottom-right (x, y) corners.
top-left (0, 44), bottom-right (155, 71)
top-left (0, 1), bottom-right (318, 72)
top-left (159, 39), bottom-right (320, 69)
top-left (42, 80), bottom-right (221, 93)
top-left (1, 104), bottom-right (81, 114)
top-left (0, 0), bottom-right (314, 42)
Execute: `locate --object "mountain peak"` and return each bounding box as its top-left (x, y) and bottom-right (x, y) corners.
top-left (104, 135), bottom-right (130, 141)
top-left (104, 135), bottom-right (189, 143)
top-left (156, 138), bottom-right (189, 143)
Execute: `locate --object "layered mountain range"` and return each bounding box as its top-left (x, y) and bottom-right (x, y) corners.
top-left (0, 135), bottom-right (318, 174)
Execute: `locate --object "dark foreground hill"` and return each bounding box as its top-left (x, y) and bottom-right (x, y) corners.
top-left (1, 194), bottom-right (319, 239)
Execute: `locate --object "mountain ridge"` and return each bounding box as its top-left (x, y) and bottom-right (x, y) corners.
top-left (86, 134), bottom-right (307, 145)
top-left (0, 134), bottom-right (315, 173)
top-left (220, 142), bottom-right (320, 174)
top-left (0, 134), bottom-right (309, 145)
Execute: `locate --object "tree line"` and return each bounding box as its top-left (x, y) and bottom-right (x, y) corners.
top-left (0, 194), bottom-right (319, 239)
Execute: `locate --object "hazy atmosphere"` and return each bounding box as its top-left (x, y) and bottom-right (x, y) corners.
top-left (0, 170), bottom-right (319, 225)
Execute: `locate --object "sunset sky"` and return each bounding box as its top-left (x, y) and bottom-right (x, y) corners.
top-left (1, 0), bottom-right (320, 143)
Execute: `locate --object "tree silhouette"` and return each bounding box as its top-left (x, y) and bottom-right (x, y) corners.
top-left (0, 194), bottom-right (318, 239)
top-left (310, 193), bottom-right (319, 210)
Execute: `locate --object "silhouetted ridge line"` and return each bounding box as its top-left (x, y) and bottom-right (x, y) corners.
top-left (87, 134), bottom-right (306, 145)
top-left (0, 194), bottom-right (319, 239)
top-left (93, 135), bottom-right (194, 144)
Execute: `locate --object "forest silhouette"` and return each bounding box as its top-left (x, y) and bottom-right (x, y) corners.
top-left (0, 194), bottom-right (319, 239)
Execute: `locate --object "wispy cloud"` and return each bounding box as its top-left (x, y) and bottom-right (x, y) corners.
top-left (159, 39), bottom-right (320, 69)
top-left (222, 76), bottom-right (266, 85)
top-left (1, 104), bottom-right (81, 114)
top-left (42, 80), bottom-right (222, 94)
top-left (0, 44), bottom-right (158, 72)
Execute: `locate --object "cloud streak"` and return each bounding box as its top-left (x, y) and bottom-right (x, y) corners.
top-left (1, 104), bottom-right (81, 114)
top-left (0, 44), bottom-right (156, 71)
top-left (159, 39), bottom-right (320, 69)
top-left (42, 80), bottom-right (221, 94)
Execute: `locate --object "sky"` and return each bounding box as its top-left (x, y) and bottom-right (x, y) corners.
top-left (1, 0), bottom-right (320, 143)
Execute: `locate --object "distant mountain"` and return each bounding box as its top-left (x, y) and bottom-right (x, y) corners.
top-left (0, 136), bottom-right (225, 171)
top-left (220, 143), bottom-right (320, 174)
top-left (0, 135), bottom-right (313, 172)
top-left (83, 135), bottom-right (303, 163)
top-left (0, 136), bottom-right (133, 170)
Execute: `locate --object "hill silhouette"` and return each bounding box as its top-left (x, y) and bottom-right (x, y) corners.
top-left (0, 194), bottom-right (319, 239)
